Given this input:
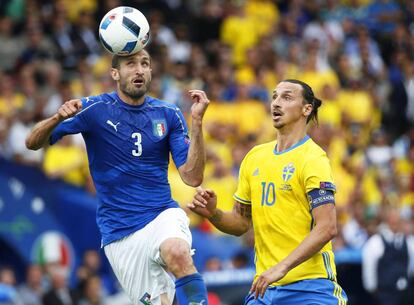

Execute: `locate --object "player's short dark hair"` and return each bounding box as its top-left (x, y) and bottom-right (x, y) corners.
top-left (111, 50), bottom-right (151, 69)
top-left (282, 79), bottom-right (322, 124)
top-left (111, 55), bottom-right (123, 69)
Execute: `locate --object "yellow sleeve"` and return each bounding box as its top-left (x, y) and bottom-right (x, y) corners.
top-left (302, 154), bottom-right (336, 193)
top-left (233, 152), bottom-right (252, 205)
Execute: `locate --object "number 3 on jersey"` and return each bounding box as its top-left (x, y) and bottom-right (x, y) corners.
top-left (131, 132), bottom-right (142, 156)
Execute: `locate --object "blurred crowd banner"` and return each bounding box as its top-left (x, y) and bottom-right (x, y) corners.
top-left (0, 157), bottom-right (100, 282)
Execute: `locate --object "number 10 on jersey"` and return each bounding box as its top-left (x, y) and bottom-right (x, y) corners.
top-left (261, 182), bottom-right (276, 206)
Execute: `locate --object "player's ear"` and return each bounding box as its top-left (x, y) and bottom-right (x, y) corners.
top-left (303, 103), bottom-right (312, 117)
top-left (111, 68), bottom-right (120, 81)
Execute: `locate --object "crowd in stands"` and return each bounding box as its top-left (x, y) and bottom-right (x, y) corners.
top-left (1, 0), bottom-right (414, 304)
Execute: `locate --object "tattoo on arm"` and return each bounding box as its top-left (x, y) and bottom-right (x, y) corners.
top-left (209, 209), bottom-right (223, 223)
top-left (234, 202), bottom-right (252, 219)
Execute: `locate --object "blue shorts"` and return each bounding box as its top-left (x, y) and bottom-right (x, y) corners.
top-left (244, 279), bottom-right (347, 305)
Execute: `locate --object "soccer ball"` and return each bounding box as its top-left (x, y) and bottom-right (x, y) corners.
top-left (99, 6), bottom-right (150, 56)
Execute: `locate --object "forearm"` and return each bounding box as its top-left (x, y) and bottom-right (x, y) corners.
top-left (276, 224), bottom-right (336, 274)
top-left (26, 114), bottom-right (61, 150)
top-left (181, 118), bottom-right (205, 186)
top-left (208, 209), bottom-right (250, 236)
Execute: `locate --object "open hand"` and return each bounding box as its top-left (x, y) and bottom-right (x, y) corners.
top-left (250, 265), bottom-right (288, 299)
top-left (187, 187), bottom-right (217, 218)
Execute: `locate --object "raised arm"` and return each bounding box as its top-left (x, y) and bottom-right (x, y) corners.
top-left (178, 90), bottom-right (209, 187)
top-left (26, 99), bottom-right (82, 150)
top-left (188, 188), bottom-right (252, 236)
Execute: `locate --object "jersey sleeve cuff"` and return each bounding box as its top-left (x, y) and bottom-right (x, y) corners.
top-left (233, 194), bottom-right (251, 204)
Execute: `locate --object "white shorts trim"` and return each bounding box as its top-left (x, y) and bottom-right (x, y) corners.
top-left (104, 208), bottom-right (192, 305)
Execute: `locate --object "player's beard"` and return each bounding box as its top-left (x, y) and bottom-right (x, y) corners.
top-left (119, 77), bottom-right (151, 99)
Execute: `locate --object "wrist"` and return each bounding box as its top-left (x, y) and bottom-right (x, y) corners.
top-left (208, 209), bottom-right (222, 223)
top-left (191, 117), bottom-right (203, 126)
top-left (52, 113), bottom-right (63, 123)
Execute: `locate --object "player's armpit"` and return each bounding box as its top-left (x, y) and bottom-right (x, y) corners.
top-left (233, 201), bottom-right (252, 219)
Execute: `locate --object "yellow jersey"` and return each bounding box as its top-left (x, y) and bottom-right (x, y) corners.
top-left (234, 135), bottom-right (337, 285)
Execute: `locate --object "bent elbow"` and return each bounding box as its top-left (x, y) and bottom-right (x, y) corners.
top-left (233, 230), bottom-right (245, 237)
top-left (327, 225), bottom-right (338, 240)
top-left (25, 137), bottom-right (36, 150)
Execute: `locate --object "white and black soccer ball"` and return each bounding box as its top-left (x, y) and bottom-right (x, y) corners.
top-left (99, 6), bottom-right (150, 56)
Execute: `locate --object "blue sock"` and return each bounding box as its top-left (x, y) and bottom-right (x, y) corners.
top-left (175, 273), bottom-right (208, 305)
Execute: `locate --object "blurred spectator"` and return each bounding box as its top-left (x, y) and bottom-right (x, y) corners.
top-left (17, 264), bottom-right (44, 305)
top-left (366, 128), bottom-right (393, 170)
top-left (42, 135), bottom-right (94, 193)
top-left (204, 256), bottom-right (222, 272)
top-left (77, 274), bottom-right (107, 305)
top-left (364, 0), bottom-right (402, 37)
top-left (167, 23), bottom-right (192, 63)
top-left (344, 25), bottom-right (385, 79)
top-left (191, 0), bottom-right (223, 45)
top-left (362, 207), bottom-right (414, 305)
top-left (50, 12), bottom-right (78, 70)
top-left (71, 10), bottom-right (101, 66)
top-left (386, 50), bottom-right (414, 137)
top-left (7, 104), bottom-right (43, 166)
top-left (231, 251), bottom-right (249, 269)
top-left (18, 26), bottom-right (57, 67)
top-left (0, 15), bottom-right (23, 71)
top-left (42, 266), bottom-right (78, 305)
top-left (0, 72), bottom-right (25, 119)
top-left (220, 2), bottom-right (259, 65)
top-left (0, 266), bottom-right (23, 305)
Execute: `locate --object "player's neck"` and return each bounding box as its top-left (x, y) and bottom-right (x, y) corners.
top-left (275, 124), bottom-right (307, 153)
top-left (117, 90), bottom-right (146, 106)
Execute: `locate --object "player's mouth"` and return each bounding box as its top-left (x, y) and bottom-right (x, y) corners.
top-left (272, 110), bottom-right (283, 119)
top-left (132, 78), bottom-right (145, 86)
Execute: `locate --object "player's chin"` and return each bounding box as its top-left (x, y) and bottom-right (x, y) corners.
top-left (127, 86), bottom-right (147, 98)
top-left (272, 120), bottom-right (284, 129)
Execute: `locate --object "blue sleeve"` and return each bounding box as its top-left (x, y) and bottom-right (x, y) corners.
top-left (169, 108), bottom-right (190, 168)
top-left (49, 97), bottom-right (95, 145)
top-left (307, 189), bottom-right (335, 211)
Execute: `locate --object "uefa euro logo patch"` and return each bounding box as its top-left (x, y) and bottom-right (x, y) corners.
top-left (282, 163), bottom-right (295, 182)
top-left (152, 119), bottom-right (167, 138)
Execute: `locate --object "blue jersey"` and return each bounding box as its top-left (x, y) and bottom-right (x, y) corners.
top-left (50, 92), bottom-right (190, 246)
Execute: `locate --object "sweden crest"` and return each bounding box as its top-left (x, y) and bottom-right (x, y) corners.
top-left (282, 163), bottom-right (295, 182)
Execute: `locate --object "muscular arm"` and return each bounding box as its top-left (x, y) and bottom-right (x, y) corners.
top-left (208, 201), bottom-right (252, 236)
top-left (178, 117), bottom-right (205, 186)
top-left (188, 188), bottom-right (252, 236)
top-left (25, 114), bottom-right (62, 150)
top-left (178, 90), bottom-right (209, 187)
top-left (251, 203), bottom-right (337, 298)
top-left (26, 99), bottom-right (82, 150)
top-left (275, 203), bottom-right (337, 274)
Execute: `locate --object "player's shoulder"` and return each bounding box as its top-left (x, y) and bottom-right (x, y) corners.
top-left (80, 92), bottom-right (116, 111)
top-left (244, 140), bottom-right (277, 161)
top-left (302, 137), bottom-right (328, 159)
top-left (145, 96), bottom-right (181, 112)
